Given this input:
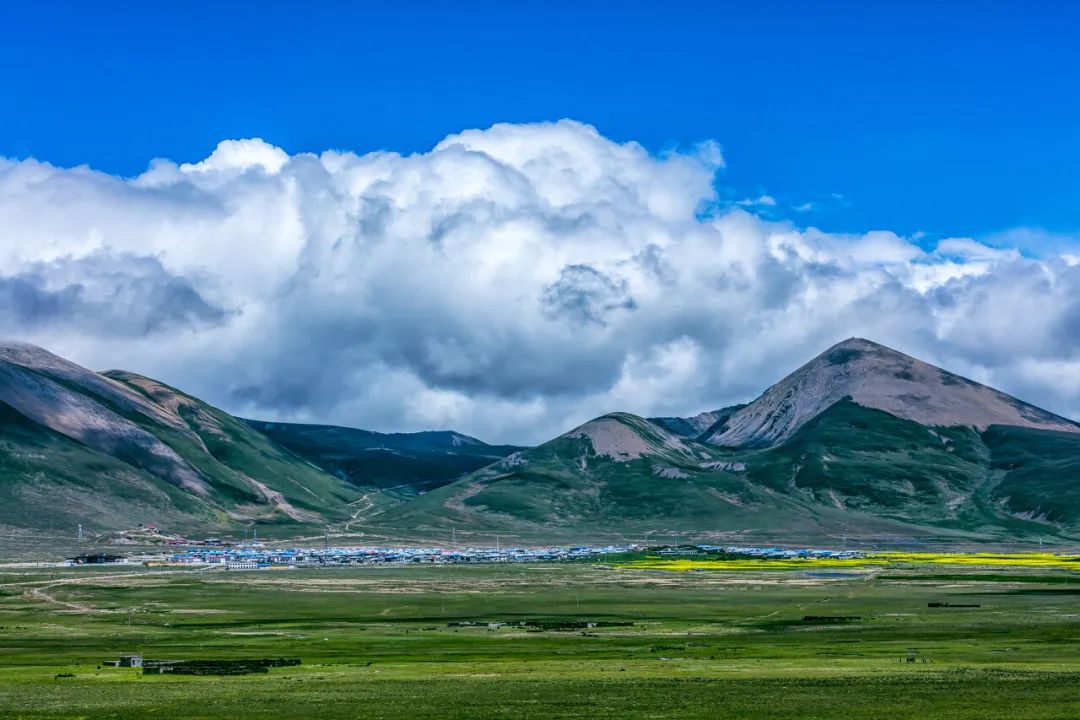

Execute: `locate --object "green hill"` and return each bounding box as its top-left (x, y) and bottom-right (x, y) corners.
top-left (0, 343), bottom-right (359, 534)
top-left (242, 420), bottom-right (524, 494)
top-left (368, 410), bottom-right (919, 543)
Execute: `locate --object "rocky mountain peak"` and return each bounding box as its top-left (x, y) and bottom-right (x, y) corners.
top-left (703, 338), bottom-right (1079, 448)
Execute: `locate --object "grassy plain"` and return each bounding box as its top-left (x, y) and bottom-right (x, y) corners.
top-left (0, 557), bottom-right (1078, 718)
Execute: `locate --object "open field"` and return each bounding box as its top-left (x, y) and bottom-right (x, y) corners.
top-left (1, 558), bottom-right (1079, 718)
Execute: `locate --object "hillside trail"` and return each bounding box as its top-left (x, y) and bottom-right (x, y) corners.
top-left (344, 483), bottom-right (416, 532)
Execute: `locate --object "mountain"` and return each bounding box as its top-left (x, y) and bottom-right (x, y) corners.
top-left (0, 342), bottom-right (360, 533)
top-left (704, 338), bottom-right (1078, 448)
top-left (242, 420), bottom-right (524, 494)
top-left (648, 405), bottom-right (745, 439)
top-left (369, 339), bottom-right (1080, 544)
top-left (6, 338), bottom-right (1079, 544)
top-left (368, 412), bottom-right (769, 537)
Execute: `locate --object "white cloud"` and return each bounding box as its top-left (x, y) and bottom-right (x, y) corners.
top-left (735, 195), bottom-right (777, 207)
top-left (178, 138), bottom-right (290, 175)
top-left (1, 119), bottom-right (1079, 443)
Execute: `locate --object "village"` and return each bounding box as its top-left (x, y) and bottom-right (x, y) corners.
top-left (63, 543), bottom-right (866, 570)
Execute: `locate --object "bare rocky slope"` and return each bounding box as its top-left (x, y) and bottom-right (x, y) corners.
top-left (648, 406), bottom-right (745, 439)
top-left (704, 338), bottom-right (1079, 448)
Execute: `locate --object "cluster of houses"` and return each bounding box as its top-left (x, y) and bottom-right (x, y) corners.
top-left (150, 543), bottom-right (638, 569)
top-left (697, 545), bottom-right (866, 559)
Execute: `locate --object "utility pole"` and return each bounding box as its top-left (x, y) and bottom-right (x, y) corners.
top-left (77, 524), bottom-right (83, 542)
top-left (452, 527), bottom-right (456, 547)
top-left (672, 532), bottom-right (677, 551)
top-left (496, 534), bottom-right (500, 552)
top-left (324, 525), bottom-right (330, 551)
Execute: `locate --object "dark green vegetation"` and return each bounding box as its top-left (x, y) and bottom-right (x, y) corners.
top-left (1, 562), bottom-right (1079, 718)
top-left (243, 419), bottom-right (522, 494)
top-left (743, 401), bottom-right (1080, 537)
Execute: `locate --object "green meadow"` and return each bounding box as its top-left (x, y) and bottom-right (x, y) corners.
top-left (0, 561), bottom-right (1079, 718)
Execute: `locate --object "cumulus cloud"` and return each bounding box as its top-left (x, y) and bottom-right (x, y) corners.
top-left (1, 119), bottom-right (1078, 443)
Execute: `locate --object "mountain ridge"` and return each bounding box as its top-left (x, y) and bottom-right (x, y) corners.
top-left (3, 338), bottom-right (1078, 542)
top-left (242, 419), bottom-right (524, 493)
top-left (368, 338), bottom-right (1080, 543)
top-left (704, 338), bottom-right (1079, 448)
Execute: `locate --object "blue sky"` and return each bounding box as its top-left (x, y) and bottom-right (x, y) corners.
top-left (3, 1), bottom-right (1080, 441)
top-left (3, 1), bottom-right (1078, 243)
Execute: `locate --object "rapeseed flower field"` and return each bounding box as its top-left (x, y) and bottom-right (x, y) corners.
top-left (616, 551), bottom-right (1080, 572)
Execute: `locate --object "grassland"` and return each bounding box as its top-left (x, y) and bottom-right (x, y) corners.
top-left (1, 557), bottom-right (1079, 718)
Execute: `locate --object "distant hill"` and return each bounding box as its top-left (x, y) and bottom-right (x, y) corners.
top-left (0, 343), bottom-right (359, 533)
top-left (648, 405), bottom-right (745, 439)
top-left (242, 420), bottom-right (524, 494)
top-left (370, 339), bottom-right (1080, 544)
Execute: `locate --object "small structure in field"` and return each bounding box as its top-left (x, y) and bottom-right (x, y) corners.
top-left (103, 655), bottom-right (143, 668)
top-left (70, 553), bottom-right (126, 565)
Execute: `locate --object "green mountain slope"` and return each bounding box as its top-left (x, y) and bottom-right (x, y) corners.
top-left (0, 343), bottom-right (359, 533)
top-left (242, 420), bottom-right (524, 493)
top-left (738, 400), bottom-right (1080, 539)
top-left (372, 344), bottom-right (1080, 544)
top-left (982, 425), bottom-right (1080, 525)
top-left (369, 411), bottom-right (923, 543)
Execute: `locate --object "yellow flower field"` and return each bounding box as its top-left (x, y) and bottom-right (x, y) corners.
top-left (616, 551), bottom-right (1080, 572)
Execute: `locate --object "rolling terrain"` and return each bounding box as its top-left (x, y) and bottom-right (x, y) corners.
top-left (0, 343), bottom-right (516, 536)
top-left (370, 339), bottom-right (1080, 544)
top-left (3, 338), bottom-right (1079, 543)
top-left (243, 420), bottom-right (523, 495)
